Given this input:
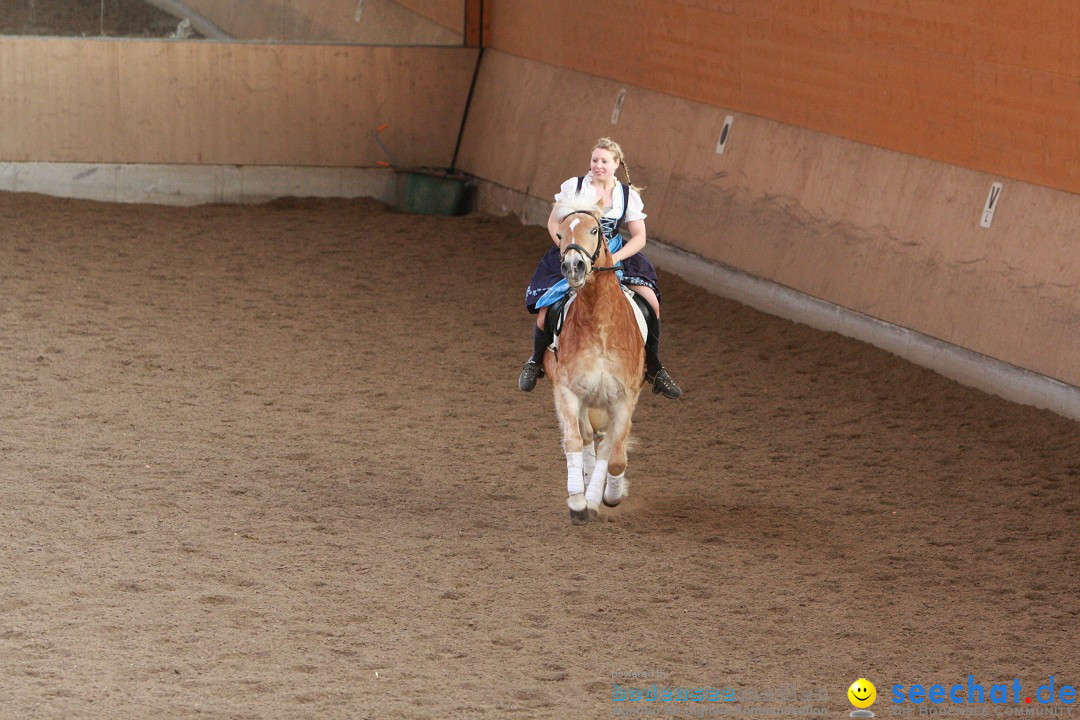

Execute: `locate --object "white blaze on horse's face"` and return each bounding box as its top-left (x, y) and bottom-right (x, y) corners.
top-left (558, 212), bottom-right (602, 290)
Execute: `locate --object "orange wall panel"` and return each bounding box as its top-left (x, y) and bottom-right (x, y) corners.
top-left (973, 1), bottom-right (1080, 76)
top-left (846, 40), bottom-right (976, 165)
top-left (847, 0), bottom-right (974, 55)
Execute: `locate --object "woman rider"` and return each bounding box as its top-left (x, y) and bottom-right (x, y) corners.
top-left (518, 137), bottom-right (682, 399)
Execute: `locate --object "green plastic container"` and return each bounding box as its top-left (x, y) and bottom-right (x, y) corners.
top-left (394, 169), bottom-right (472, 216)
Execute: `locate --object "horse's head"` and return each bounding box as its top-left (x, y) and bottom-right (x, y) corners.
top-left (554, 198), bottom-right (606, 289)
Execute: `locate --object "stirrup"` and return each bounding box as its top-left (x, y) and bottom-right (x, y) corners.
top-left (518, 360), bottom-right (545, 392)
top-left (650, 368), bottom-right (682, 399)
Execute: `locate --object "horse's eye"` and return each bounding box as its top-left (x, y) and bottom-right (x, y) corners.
top-left (591, 228), bottom-right (598, 235)
top-left (556, 233), bottom-right (563, 240)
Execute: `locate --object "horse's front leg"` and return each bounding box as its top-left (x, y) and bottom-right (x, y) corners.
top-left (583, 416), bottom-right (609, 520)
top-left (554, 385), bottom-right (589, 525)
top-left (578, 412), bottom-right (597, 488)
top-left (593, 402), bottom-right (633, 512)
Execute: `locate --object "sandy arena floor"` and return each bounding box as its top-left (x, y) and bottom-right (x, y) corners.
top-left (0, 193), bottom-right (1077, 718)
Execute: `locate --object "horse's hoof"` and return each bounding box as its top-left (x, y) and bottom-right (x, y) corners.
top-left (587, 501), bottom-right (600, 520)
top-left (603, 476), bottom-right (628, 507)
top-left (568, 494), bottom-right (589, 525)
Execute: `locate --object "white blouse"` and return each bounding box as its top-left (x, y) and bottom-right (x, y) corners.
top-left (553, 174), bottom-right (647, 223)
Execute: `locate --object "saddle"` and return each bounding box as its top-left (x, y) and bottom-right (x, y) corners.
top-left (547, 288), bottom-right (650, 353)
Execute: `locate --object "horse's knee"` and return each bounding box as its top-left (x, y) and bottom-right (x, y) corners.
top-left (578, 416), bottom-right (594, 443)
top-left (562, 439), bottom-right (584, 454)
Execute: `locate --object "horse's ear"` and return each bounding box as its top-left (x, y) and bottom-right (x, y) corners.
top-left (595, 198), bottom-right (605, 212)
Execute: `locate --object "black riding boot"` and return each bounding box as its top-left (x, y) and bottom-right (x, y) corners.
top-left (518, 325), bottom-right (552, 392)
top-left (642, 308), bottom-right (683, 399)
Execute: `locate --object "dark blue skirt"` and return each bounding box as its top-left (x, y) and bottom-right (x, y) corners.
top-left (525, 246), bottom-right (661, 313)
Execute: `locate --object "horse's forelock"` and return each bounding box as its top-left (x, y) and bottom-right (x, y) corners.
top-left (554, 196), bottom-right (603, 223)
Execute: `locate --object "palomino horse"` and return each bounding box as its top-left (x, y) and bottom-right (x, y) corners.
top-left (545, 198), bottom-right (645, 524)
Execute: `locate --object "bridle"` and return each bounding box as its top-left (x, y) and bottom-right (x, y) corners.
top-left (559, 210), bottom-right (619, 273)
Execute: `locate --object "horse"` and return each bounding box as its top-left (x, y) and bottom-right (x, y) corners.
top-left (544, 197), bottom-right (646, 524)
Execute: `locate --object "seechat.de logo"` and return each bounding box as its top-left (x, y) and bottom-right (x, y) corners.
top-left (891, 676), bottom-right (1076, 706)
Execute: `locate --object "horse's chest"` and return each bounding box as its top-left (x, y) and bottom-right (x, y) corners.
top-left (567, 349), bottom-right (626, 404)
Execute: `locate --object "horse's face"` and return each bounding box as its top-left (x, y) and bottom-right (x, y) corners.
top-left (556, 208), bottom-right (603, 290)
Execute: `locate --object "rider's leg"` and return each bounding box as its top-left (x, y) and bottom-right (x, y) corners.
top-left (518, 307), bottom-right (551, 392)
top-left (628, 285), bottom-right (682, 399)
top-left (630, 285), bottom-right (660, 318)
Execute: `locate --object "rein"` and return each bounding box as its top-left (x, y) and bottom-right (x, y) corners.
top-left (560, 210), bottom-right (619, 273)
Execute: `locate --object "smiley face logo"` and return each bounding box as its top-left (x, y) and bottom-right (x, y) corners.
top-left (848, 678), bottom-right (877, 709)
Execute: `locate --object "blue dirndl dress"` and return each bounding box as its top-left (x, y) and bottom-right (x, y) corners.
top-left (525, 178), bottom-right (660, 314)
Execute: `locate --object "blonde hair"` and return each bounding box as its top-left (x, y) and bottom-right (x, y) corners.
top-left (594, 137), bottom-right (643, 193)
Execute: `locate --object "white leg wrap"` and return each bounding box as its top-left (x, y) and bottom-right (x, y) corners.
top-left (566, 452), bottom-right (584, 496)
top-left (604, 472), bottom-right (625, 504)
top-left (585, 459), bottom-right (608, 506)
top-left (583, 445), bottom-right (596, 481)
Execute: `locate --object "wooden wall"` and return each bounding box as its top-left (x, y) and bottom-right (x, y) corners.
top-left (485, 0), bottom-right (1080, 197)
top-left (0, 38), bottom-right (478, 168)
top-left (457, 51), bottom-right (1080, 388)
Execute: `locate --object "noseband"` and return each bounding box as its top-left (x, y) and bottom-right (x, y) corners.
top-left (559, 211), bottom-right (619, 273)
